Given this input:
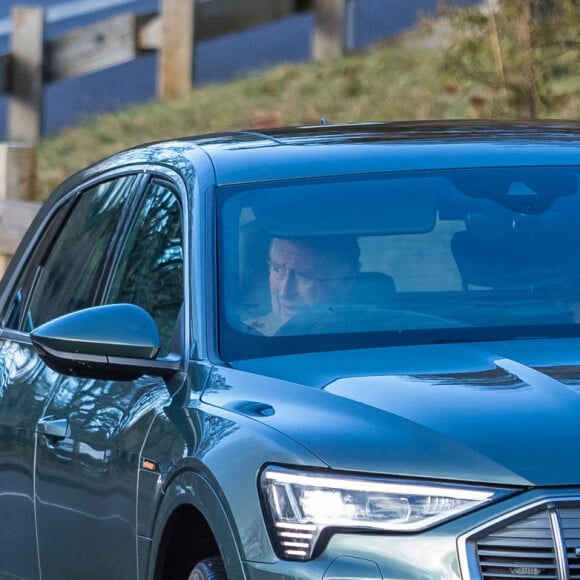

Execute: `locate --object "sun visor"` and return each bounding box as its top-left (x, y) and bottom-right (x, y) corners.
top-left (248, 177), bottom-right (444, 237)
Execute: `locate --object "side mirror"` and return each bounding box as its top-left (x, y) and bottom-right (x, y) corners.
top-left (30, 304), bottom-right (181, 380)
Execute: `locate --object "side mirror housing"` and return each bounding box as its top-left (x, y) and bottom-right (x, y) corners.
top-left (30, 304), bottom-right (181, 380)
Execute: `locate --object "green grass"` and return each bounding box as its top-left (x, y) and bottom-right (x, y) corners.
top-left (36, 22), bottom-right (579, 200)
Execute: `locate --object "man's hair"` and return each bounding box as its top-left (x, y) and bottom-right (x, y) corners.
top-left (278, 235), bottom-right (361, 272)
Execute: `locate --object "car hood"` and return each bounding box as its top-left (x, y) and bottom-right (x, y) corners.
top-left (209, 338), bottom-right (580, 487)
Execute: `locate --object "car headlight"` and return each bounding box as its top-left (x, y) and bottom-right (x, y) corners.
top-left (260, 466), bottom-right (513, 561)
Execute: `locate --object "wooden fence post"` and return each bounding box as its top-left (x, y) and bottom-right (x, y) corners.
top-left (8, 7), bottom-right (45, 144)
top-left (0, 143), bottom-right (38, 276)
top-left (159, 0), bottom-right (194, 99)
top-left (313, 0), bottom-right (350, 60)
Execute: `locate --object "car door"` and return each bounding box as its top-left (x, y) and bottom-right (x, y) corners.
top-left (0, 174), bottom-right (141, 580)
top-left (0, 335), bottom-right (54, 580)
top-left (0, 196), bottom-right (76, 580)
top-left (33, 177), bottom-right (185, 580)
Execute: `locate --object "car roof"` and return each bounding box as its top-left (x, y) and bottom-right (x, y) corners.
top-left (182, 120), bottom-right (580, 186)
top-left (57, 120), bottom-right (580, 197)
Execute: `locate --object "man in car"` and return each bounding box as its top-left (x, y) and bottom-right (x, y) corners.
top-left (246, 235), bottom-right (361, 336)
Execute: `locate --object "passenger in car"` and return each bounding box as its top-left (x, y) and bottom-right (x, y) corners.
top-left (245, 235), bottom-right (361, 336)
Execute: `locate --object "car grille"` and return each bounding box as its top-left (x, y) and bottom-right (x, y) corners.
top-left (468, 501), bottom-right (580, 580)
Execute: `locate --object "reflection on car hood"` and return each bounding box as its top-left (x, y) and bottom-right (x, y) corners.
top-left (217, 338), bottom-right (580, 487)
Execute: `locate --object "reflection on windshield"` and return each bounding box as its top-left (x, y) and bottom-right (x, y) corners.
top-left (218, 166), bottom-right (580, 359)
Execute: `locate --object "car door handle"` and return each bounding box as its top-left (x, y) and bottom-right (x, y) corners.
top-left (36, 417), bottom-right (71, 440)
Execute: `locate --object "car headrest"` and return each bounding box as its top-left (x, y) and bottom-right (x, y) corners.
top-left (451, 210), bottom-right (573, 290)
top-left (351, 271), bottom-right (396, 305)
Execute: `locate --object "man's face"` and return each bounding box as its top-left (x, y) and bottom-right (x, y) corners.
top-left (269, 238), bottom-right (353, 325)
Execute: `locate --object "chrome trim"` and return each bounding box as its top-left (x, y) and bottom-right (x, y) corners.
top-left (549, 507), bottom-right (569, 580)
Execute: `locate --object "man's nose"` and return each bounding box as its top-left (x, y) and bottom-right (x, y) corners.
top-left (279, 270), bottom-right (297, 297)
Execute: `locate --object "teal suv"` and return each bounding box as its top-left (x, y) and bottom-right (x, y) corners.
top-left (1, 121), bottom-right (580, 580)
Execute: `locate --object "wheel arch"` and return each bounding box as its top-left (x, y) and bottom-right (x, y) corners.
top-left (148, 470), bottom-right (246, 580)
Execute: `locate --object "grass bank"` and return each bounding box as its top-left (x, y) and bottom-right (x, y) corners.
top-left (37, 22), bottom-right (579, 199)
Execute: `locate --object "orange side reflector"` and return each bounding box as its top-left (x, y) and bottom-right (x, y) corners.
top-left (141, 458), bottom-right (159, 472)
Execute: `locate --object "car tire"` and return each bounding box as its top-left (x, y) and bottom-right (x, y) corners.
top-left (188, 557), bottom-right (227, 580)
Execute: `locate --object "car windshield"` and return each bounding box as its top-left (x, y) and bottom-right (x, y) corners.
top-left (217, 166), bottom-right (580, 360)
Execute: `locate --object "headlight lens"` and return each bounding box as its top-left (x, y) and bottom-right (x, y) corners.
top-left (260, 466), bottom-right (512, 561)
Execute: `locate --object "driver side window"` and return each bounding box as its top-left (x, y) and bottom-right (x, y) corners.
top-left (105, 180), bottom-right (184, 356)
